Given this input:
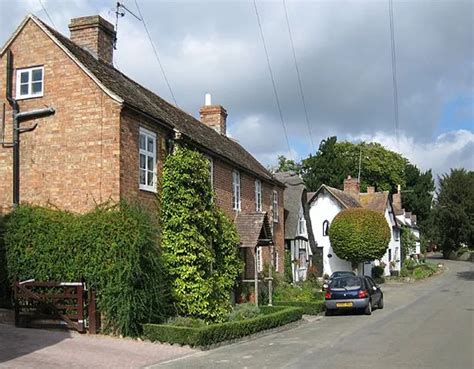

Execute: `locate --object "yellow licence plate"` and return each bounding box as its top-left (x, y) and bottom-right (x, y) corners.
top-left (336, 302), bottom-right (353, 308)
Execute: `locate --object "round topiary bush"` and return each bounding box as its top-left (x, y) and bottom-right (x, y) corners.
top-left (328, 208), bottom-right (391, 270)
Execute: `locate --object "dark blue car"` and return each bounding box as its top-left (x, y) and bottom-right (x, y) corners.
top-left (324, 275), bottom-right (384, 316)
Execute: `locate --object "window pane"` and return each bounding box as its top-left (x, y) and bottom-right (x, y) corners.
top-left (140, 154), bottom-right (146, 169)
top-left (32, 68), bottom-right (42, 81)
top-left (31, 81), bottom-right (42, 94)
top-left (140, 169), bottom-right (146, 185)
top-left (20, 84), bottom-right (29, 95)
top-left (20, 71), bottom-right (29, 83)
top-left (147, 156), bottom-right (154, 171)
top-left (147, 137), bottom-right (154, 152)
top-left (147, 170), bottom-right (154, 186)
top-left (139, 134), bottom-right (146, 150)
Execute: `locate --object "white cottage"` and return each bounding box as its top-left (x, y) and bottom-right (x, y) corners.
top-left (308, 176), bottom-right (401, 277)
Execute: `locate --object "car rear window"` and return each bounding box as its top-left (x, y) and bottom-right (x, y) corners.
top-left (330, 276), bottom-right (362, 290)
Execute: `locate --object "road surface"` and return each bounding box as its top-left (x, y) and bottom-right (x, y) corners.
top-left (151, 258), bottom-right (473, 369)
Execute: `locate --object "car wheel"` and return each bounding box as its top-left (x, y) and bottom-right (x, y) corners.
top-left (364, 300), bottom-right (372, 315)
top-left (378, 296), bottom-right (384, 309)
top-left (325, 309), bottom-right (334, 316)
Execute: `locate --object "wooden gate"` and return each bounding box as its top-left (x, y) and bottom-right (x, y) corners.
top-left (13, 280), bottom-right (99, 333)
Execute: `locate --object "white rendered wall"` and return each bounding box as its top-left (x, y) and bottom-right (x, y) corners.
top-left (309, 191), bottom-right (352, 276)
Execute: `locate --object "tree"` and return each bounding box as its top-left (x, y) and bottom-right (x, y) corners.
top-left (328, 208), bottom-right (391, 270)
top-left (432, 169), bottom-right (474, 256)
top-left (402, 163), bottom-right (435, 225)
top-left (160, 145), bottom-right (243, 322)
top-left (271, 155), bottom-right (301, 173)
top-left (400, 225), bottom-right (417, 259)
top-left (301, 137), bottom-right (407, 193)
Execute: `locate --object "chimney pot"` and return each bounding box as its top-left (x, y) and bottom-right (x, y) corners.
top-left (69, 15), bottom-right (116, 64)
top-left (205, 93), bottom-right (212, 106)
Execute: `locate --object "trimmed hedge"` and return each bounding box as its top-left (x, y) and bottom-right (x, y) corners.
top-left (273, 300), bottom-right (325, 315)
top-left (143, 306), bottom-right (303, 347)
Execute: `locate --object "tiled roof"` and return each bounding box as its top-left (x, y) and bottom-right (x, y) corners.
top-left (323, 185), bottom-right (362, 209)
top-left (33, 17), bottom-right (281, 186)
top-left (235, 212), bottom-right (273, 248)
top-left (359, 192), bottom-right (389, 214)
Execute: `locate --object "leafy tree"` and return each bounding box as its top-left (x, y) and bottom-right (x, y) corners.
top-left (432, 169), bottom-right (474, 256)
top-left (160, 145), bottom-right (243, 322)
top-left (271, 155), bottom-right (301, 173)
top-left (329, 208), bottom-right (391, 270)
top-left (301, 137), bottom-right (407, 193)
top-left (402, 163), bottom-right (435, 225)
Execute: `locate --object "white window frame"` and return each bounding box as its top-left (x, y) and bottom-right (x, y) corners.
top-left (272, 190), bottom-right (279, 223)
top-left (16, 66), bottom-right (44, 99)
top-left (255, 179), bottom-right (262, 212)
top-left (232, 170), bottom-right (241, 211)
top-left (139, 127), bottom-right (157, 193)
top-left (256, 246), bottom-right (263, 273)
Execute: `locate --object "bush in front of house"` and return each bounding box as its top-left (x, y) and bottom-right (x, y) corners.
top-left (400, 262), bottom-right (437, 280)
top-left (372, 265), bottom-right (385, 279)
top-left (227, 303), bottom-right (260, 321)
top-left (4, 202), bottom-right (169, 337)
top-left (0, 215), bottom-right (10, 308)
top-left (142, 306), bottom-right (303, 347)
top-left (160, 145), bottom-right (243, 323)
top-left (329, 208), bottom-right (391, 270)
top-left (274, 280), bottom-right (323, 303)
top-left (273, 300), bottom-right (325, 315)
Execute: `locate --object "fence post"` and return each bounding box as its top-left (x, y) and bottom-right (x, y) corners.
top-left (88, 289), bottom-right (99, 334)
top-left (77, 284), bottom-right (85, 333)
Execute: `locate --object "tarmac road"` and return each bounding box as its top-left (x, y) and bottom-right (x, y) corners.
top-left (150, 258), bottom-right (473, 369)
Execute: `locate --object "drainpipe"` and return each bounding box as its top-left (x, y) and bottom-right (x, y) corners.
top-left (6, 50), bottom-right (55, 208)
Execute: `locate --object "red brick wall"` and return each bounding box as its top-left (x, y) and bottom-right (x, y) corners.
top-left (213, 158), bottom-right (284, 274)
top-left (119, 110), bottom-right (169, 213)
top-left (0, 19), bottom-right (122, 214)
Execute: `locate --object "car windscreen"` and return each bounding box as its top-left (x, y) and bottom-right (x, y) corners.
top-left (329, 276), bottom-right (362, 291)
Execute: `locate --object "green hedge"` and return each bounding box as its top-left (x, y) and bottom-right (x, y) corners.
top-left (0, 215), bottom-right (9, 308)
top-left (143, 306), bottom-right (303, 347)
top-left (273, 300), bottom-right (325, 315)
top-left (4, 203), bottom-right (169, 336)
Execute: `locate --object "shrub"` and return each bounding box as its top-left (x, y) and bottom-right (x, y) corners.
top-left (4, 203), bottom-right (168, 336)
top-left (329, 208), bottom-right (391, 269)
top-left (284, 249), bottom-right (293, 283)
top-left (143, 306), bottom-right (303, 347)
top-left (228, 303), bottom-right (260, 321)
top-left (273, 300), bottom-right (325, 315)
top-left (160, 145), bottom-right (243, 322)
top-left (372, 265), bottom-right (385, 279)
top-left (274, 281), bottom-right (322, 303)
top-left (167, 316), bottom-right (206, 328)
top-left (0, 215), bottom-right (9, 308)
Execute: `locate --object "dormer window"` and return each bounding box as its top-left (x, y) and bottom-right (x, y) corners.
top-left (16, 66), bottom-right (44, 99)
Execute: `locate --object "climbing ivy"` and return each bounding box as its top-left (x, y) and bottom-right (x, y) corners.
top-left (160, 145), bottom-right (242, 322)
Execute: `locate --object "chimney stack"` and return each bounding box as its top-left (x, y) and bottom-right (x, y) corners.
top-left (392, 184), bottom-right (402, 211)
top-left (367, 186), bottom-right (375, 194)
top-left (69, 16), bottom-right (116, 64)
top-left (199, 94), bottom-right (227, 135)
top-left (343, 175), bottom-right (360, 199)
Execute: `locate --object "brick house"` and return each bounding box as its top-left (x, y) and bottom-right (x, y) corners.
top-left (0, 15), bottom-right (285, 276)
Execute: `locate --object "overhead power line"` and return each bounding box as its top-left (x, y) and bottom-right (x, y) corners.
top-left (282, 0), bottom-right (315, 153)
top-left (253, 0), bottom-right (292, 158)
top-left (388, 0), bottom-right (400, 146)
top-left (38, 0), bottom-right (56, 29)
top-left (133, 0), bottom-right (178, 106)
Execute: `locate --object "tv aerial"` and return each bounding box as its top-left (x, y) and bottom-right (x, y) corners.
top-left (113, 2), bottom-right (142, 49)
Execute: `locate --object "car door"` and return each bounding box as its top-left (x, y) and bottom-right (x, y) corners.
top-left (365, 277), bottom-right (381, 304)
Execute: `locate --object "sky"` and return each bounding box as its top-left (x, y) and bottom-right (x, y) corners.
top-left (1, 0), bottom-right (473, 182)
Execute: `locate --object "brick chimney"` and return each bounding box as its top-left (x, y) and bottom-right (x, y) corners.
top-left (69, 16), bottom-right (116, 64)
top-left (199, 93), bottom-right (227, 135)
top-left (367, 186), bottom-right (375, 194)
top-left (343, 175), bottom-right (360, 199)
top-left (392, 184), bottom-right (402, 211)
